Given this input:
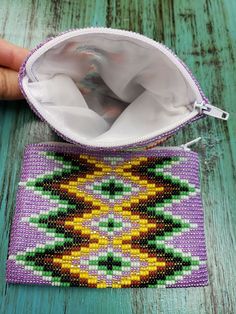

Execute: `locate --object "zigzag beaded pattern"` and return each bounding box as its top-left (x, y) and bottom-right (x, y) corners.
top-left (7, 146), bottom-right (208, 288)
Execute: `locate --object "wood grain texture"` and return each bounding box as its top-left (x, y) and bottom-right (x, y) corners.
top-left (0, 0), bottom-right (235, 313)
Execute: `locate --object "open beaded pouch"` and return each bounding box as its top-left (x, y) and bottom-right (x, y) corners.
top-left (19, 28), bottom-right (228, 149)
top-left (7, 28), bottom-right (229, 287)
top-left (7, 143), bottom-right (208, 288)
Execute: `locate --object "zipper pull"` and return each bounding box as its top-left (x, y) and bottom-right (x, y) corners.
top-left (194, 101), bottom-right (229, 120)
top-left (181, 137), bottom-right (202, 151)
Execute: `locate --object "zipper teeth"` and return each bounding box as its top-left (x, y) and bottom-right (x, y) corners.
top-left (20, 27), bottom-right (207, 149)
top-left (25, 27), bottom-right (207, 100)
top-left (31, 141), bottom-right (192, 152)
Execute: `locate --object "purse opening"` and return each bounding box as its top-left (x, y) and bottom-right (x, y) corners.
top-left (22, 29), bottom-right (203, 147)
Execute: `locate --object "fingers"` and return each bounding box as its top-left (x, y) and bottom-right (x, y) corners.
top-left (0, 67), bottom-right (24, 100)
top-left (0, 39), bottom-right (29, 100)
top-left (0, 38), bottom-right (29, 71)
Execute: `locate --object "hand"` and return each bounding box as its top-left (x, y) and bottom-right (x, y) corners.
top-left (0, 39), bottom-right (29, 100)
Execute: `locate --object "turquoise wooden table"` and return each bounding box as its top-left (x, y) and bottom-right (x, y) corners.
top-left (0, 1), bottom-right (235, 313)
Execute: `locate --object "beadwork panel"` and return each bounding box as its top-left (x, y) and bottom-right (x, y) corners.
top-left (7, 144), bottom-right (208, 288)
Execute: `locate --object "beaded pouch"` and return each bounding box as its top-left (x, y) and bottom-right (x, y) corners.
top-left (7, 143), bottom-right (208, 288)
top-left (19, 28), bottom-right (228, 150)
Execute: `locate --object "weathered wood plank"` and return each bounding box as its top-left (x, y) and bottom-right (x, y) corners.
top-left (0, 1), bottom-right (235, 313)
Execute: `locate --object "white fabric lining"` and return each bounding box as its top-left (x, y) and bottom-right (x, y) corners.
top-left (24, 32), bottom-right (200, 146)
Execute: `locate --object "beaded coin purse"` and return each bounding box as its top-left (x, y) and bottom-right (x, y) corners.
top-left (7, 28), bottom-right (229, 288)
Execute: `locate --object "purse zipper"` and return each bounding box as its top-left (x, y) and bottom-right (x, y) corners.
top-left (180, 137), bottom-right (202, 151)
top-left (37, 137), bottom-right (201, 152)
top-left (194, 101), bottom-right (229, 120)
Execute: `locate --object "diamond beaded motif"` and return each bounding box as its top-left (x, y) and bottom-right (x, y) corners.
top-left (7, 144), bottom-right (208, 288)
